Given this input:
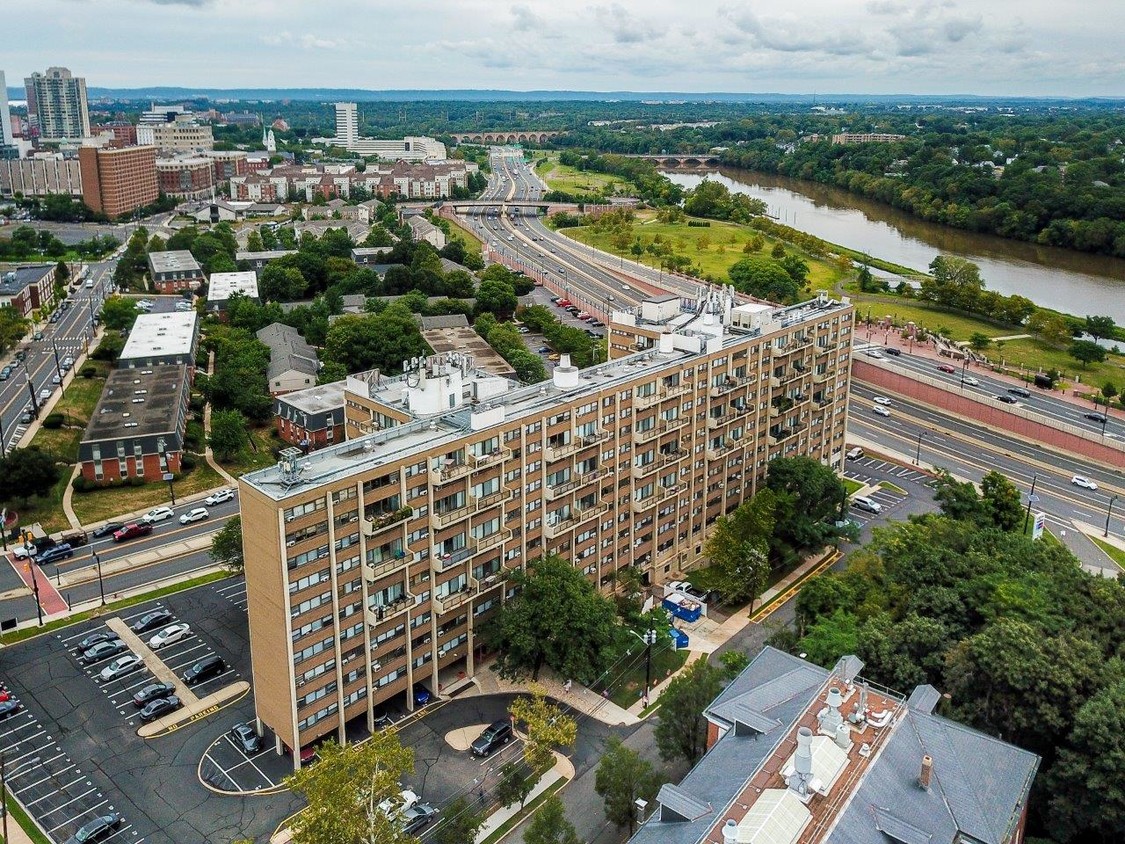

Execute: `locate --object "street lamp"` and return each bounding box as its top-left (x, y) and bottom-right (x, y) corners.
top-left (959, 357), bottom-right (969, 389)
top-left (93, 551), bottom-right (106, 605)
top-left (1106, 495), bottom-right (1119, 538)
top-left (913, 431), bottom-right (925, 466)
top-left (1023, 474), bottom-right (1039, 535)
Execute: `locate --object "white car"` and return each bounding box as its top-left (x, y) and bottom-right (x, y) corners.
top-left (148, 623), bottom-right (191, 649)
top-left (864, 349), bottom-right (885, 359)
top-left (962, 376), bottom-right (979, 386)
top-left (142, 506), bottom-right (175, 524)
top-left (179, 507), bottom-right (209, 524)
top-left (205, 488), bottom-right (235, 506)
top-left (873, 396), bottom-right (892, 406)
top-left (852, 495), bottom-right (883, 514)
top-left (1071, 475), bottom-right (1099, 490)
top-left (99, 653), bottom-right (142, 682)
top-left (872, 405), bottom-right (891, 417)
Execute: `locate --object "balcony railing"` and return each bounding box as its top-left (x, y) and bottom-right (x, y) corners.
top-left (659, 484), bottom-right (681, 502)
top-left (433, 546), bottom-right (473, 569)
top-left (633, 422), bottom-right (669, 443)
top-left (710, 376), bottom-right (749, 398)
top-left (432, 503), bottom-right (471, 527)
top-left (633, 391), bottom-right (662, 409)
top-left (469, 446), bottom-right (512, 468)
top-left (433, 577), bottom-right (479, 614)
top-left (361, 507), bottom-right (413, 537)
top-left (631, 496), bottom-right (655, 514)
top-left (470, 488), bottom-right (512, 511)
top-left (631, 461), bottom-right (660, 479)
top-left (580, 430), bottom-right (611, 446)
top-left (706, 413), bottom-right (731, 430)
top-left (660, 450), bottom-right (686, 467)
top-left (470, 528), bottom-right (513, 556)
top-left (546, 439), bottom-right (581, 462)
top-left (706, 443), bottom-right (734, 461)
top-left (364, 552), bottom-right (414, 582)
top-left (430, 461), bottom-right (471, 486)
top-left (661, 381), bottom-right (692, 398)
top-left (365, 596), bottom-right (413, 627)
top-left (575, 501), bottom-right (610, 522)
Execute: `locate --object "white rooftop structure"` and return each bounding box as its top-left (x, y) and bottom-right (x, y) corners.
top-left (207, 270), bottom-right (259, 304)
top-left (119, 311), bottom-right (199, 364)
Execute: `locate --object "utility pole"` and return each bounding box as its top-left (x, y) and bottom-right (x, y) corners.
top-left (1023, 474), bottom-right (1039, 535)
top-left (1107, 495), bottom-right (1119, 539)
top-left (642, 619), bottom-right (657, 708)
top-left (93, 551), bottom-right (106, 605)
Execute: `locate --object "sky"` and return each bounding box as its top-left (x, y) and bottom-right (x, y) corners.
top-left (4, 0), bottom-right (1123, 98)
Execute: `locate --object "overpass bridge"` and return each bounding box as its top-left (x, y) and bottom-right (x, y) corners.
top-left (450, 131), bottom-right (562, 145)
top-left (440, 200), bottom-right (616, 216)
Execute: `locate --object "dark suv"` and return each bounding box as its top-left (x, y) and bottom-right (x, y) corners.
top-left (34, 543), bottom-right (73, 565)
top-left (1007, 386), bottom-right (1031, 398)
top-left (471, 719), bottom-right (514, 757)
top-left (183, 654), bottom-right (226, 686)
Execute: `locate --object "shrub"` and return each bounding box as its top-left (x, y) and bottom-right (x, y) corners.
top-left (41, 413), bottom-right (65, 429)
top-left (79, 365), bottom-right (96, 378)
top-left (71, 476), bottom-right (91, 493)
top-left (128, 476), bottom-right (145, 487)
top-left (180, 453), bottom-right (197, 471)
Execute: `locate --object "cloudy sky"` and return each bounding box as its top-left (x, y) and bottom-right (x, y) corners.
top-left (4, 0), bottom-right (1122, 97)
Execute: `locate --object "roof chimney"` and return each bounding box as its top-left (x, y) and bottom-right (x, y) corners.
top-left (918, 754), bottom-right (933, 790)
top-left (790, 726), bottom-right (814, 797)
top-left (819, 686), bottom-right (844, 735)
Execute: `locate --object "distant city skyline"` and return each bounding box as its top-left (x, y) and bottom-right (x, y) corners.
top-left (4, 0), bottom-right (1123, 98)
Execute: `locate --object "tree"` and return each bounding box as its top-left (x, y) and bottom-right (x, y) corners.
top-left (323, 305), bottom-right (430, 376)
top-left (765, 456), bottom-right (847, 559)
top-left (1029, 311), bottom-right (1073, 346)
top-left (0, 449), bottom-right (61, 503)
top-left (286, 733), bottom-right (415, 844)
top-left (509, 684), bottom-right (577, 775)
top-left (654, 658), bottom-right (724, 764)
top-left (703, 490), bottom-right (775, 606)
top-left (1069, 339), bottom-right (1107, 368)
top-left (524, 794), bottom-right (580, 844)
top-left (968, 332), bottom-right (992, 351)
top-left (728, 255), bottom-right (800, 303)
top-left (100, 295), bottom-right (138, 331)
top-left (922, 256), bottom-right (985, 311)
top-left (476, 278), bottom-right (518, 318)
top-left (485, 555), bottom-right (619, 683)
top-left (595, 737), bottom-right (663, 834)
top-left (0, 306), bottom-right (30, 356)
top-left (260, 264), bottom-right (308, 302)
top-left (433, 795), bottom-right (482, 844)
top-left (980, 471), bottom-right (1023, 532)
top-left (210, 515), bottom-right (244, 573)
top-left (495, 761), bottom-right (534, 810)
top-left (210, 409), bottom-right (249, 462)
top-left (932, 469), bottom-right (987, 523)
top-left (54, 260), bottom-right (70, 287)
top-left (1085, 315), bottom-right (1116, 343)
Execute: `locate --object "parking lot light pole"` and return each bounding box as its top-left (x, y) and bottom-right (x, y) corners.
top-left (1106, 495), bottom-right (1119, 538)
top-left (94, 551), bottom-right (106, 605)
top-left (913, 432), bottom-right (925, 466)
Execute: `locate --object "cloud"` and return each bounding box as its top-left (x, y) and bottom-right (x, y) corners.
top-left (259, 31), bottom-right (351, 50)
top-left (510, 3), bottom-right (541, 32)
top-left (724, 6), bottom-right (871, 56)
top-left (139, 0), bottom-right (213, 5)
top-left (592, 3), bottom-right (662, 45)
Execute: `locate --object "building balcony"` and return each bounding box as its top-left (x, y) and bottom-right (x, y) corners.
top-left (433, 546), bottom-right (473, 570)
top-left (661, 381), bottom-right (692, 398)
top-left (364, 552), bottom-right (414, 582)
top-left (470, 528), bottom-right (513, 556)
top-left (631, 496), bottom-right (655, 514)
top-left (631, 461), bottom-right (660, 480)
top-left (660, 450), bottom-right (686, 467)
top-left (634, 391), bottom-right (662, 409)
top-left (633, 422), bottom-right (668, 443)
top-left (575, 501), bottom-right (610, 522)
top-left (814, 371), bottom-right (830, 385)
top-left (710, 376), bottom-right (749, 398)
top-left (580, 430), bottom-right (611, 447)
top-left (469, 446), bottom-right (512, 468)
top-left (546, 439), bottom-right (581, 462)
top-left (433, 577), bottom-right (479, 614)
top-left (769, 375), bottom-right (782, 389)
top-left (430, 461), bottom-right (471, 486)
top-left (707, 413), bottom-right (731, 430)
top-left (706, 444), bottom-right (734, 461)
top-left (659, 484), bottom-right (681, 502)
top-left (432, 503), bottom-right (472, 528)
top-left (361, 507), bottom-right (413, 537)
top-left (470, 488), bottom-right (512, 512)
top-left (365, 596), bottom-right (413, 627)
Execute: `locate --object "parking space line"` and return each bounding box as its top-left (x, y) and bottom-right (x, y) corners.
top-left (15, 764), bottom-right (74, 795)
top-left (192, 668), bottom-right (237, 691)
top-left (6, 744), bottom-right (58, 772)
top-left (2, 728), bottom-right (47, 753)
top-left (29, 779), bottom-right (94, 810)
top-left (0, 719), bottom-right (44, 742)
top-left (101, 825), bottom-right (135, 844)
top-left (222, 735), bottom-right (274, 786)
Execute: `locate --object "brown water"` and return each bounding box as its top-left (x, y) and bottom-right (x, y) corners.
top-left (663, 168), bottom-right (1125, 323)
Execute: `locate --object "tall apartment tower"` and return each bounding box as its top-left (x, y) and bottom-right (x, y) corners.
top-left (78, 144), bottom-right (158, 218)
top-left (24, 67), bottom-right (91, 141)
top-left (334, 102), bottom-right (359, 147)
top-left (0, 71), bottom-right (14, 148)
top-left (238, 288), bottom-right (855, 765)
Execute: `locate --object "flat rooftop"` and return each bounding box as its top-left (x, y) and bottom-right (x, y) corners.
top-left (82, 365), bottom-right (188, 443)
top-left (0, 264), bottom-right (52, 296)
top-left (235, 250), bottom-right (297, 261)
top-left (148, 250), bottom-right (201, 274)
top-left (421, 325), bottom-right (515, 379)
top-left (207, 270), bottom-right (259, 302)
top-left (119, 311), bottom-right (198, 360)
top-left (277, 379), bottom-right (349, 415)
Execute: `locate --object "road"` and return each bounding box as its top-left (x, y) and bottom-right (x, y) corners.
top-left (854, 341), bottom-right (1125, 441)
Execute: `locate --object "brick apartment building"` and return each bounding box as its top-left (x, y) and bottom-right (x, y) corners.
top-left (147, 250), bottom-right (205, 293)
top-left (629, 648), bottom-right (1039, 844)
top-left (273, 378), bottom-right (358, 450)
top-left (78, 365), bottom-right (191, 484)
top-left (78, 144), bottom-right (158, 218)
top-left (155, 155), bottom-right (215, 200)
top-left (0, 264), bottom-right (58, 316)
top-left (239, 290), bottom-right (854, 762)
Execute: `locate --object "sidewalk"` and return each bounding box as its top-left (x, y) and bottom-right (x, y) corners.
top-left (473, 752), bottom-right (575, 844)
top-left (471, 664), bottom-right (639, 726)
top-left (202, 349), bottom-right (237, 486)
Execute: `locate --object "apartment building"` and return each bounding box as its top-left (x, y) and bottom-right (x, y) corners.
top-left (136, 121), bottom-right (214, 153)
top-left (239, 289), bottom-right (854, 762)
top-left (147, 250), bottom-right (204, 293)
top-left (24, 67), bottom-right (90, 141)
top-left (0, 156), bottom-right (83, 199)
top-left (78, 144), bottom-right (158, 218)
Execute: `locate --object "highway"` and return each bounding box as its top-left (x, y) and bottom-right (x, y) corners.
top-left (0, 259), bottom-right (113, 453)
top-left (853, 340), bottom-right (1125, 441)
top-left (847, 382), bottom-right (1124, 566)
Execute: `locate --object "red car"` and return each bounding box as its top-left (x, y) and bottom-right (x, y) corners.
top-left (936, 364), bottom-right (956, 374)
top-left (113, 522), bottom-right (153, 543)
top-left (555, 299), bottom-right (572, 308)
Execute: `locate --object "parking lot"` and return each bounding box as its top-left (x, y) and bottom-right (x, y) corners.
top-left (0, 578), bottom-right (304, 844)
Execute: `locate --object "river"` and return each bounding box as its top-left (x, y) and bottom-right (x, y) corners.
top-left (662, 169), bottom-right (1125, 324)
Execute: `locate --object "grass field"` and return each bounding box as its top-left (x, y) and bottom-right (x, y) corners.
top-left (534, 153), bottom-right (621, 195)
top-left (444, 215), bottom-right (484, 260)
top-left (1091, 536), bottom-right (1125, 570)
top-left (218, 426), bottom-right (279, 477)
top-left (70, 462), bottom-right (225, 525)
top-left (851, 293), bottom-right (1125, 387)
top-left (563, 209), bottom-right (847, 291)
top-left (7, 472), bottom-right (73, 535)
top-left (30, 368), bottom-right (110, 463)
top-left (608, 643), bottom-right (689, 710)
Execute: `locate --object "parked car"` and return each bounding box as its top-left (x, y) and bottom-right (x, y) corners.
top-left (34, 543), bottom-right (73, 566)
top-left (11, 543), bottom-right (36, 560)
top-left (80, 640), bottom-right (127, 665)
top-left (139, 695), bottom-right (181, 723)
top-left (846, 447), bottom-right (865, 460)
top-left (179, 507), bottom-right (209, 524)
top-left (113, 522), bottom-right (153, 542)
top-left (141, 506), bottom-right (174, 524)
top-left (204, 488), bottom-right (235, 506)
top-left (936, 364), bottom-right (956, 374)
top-left (131, 609), bottom-right (174, 633)
top-left (183, 654), bottom-right (226, 686)
top-left (77, 631), bottom-right (119, 652)
top-left (851, 495), bottom-right (883, 514)
top-left (38, 388), bottom-right (51, 401)
top-left (230, 723), bottom-right (263, 754)
top-left (0, 700), bottom-right (21, 720)
top-left (99, 653), bottom-right (142, 681)
top-left (0, 367), bottom-right (10, 381)
top-left (471, 719), bottom-right (514, 757)
top-left (148, 622), bottom-right (190, 649)
top-left (63, 813), bottom-right (120, 844)
top-left (402, 803), bottom-right (438, 835)
top-left (92, 522), bottom-right (124, 539)
top-left (133, 682), bottom-right (176, 707)
top-left (1071, 475), bottom-right (1099, 490)
top-left (412, 683), bottom-right (432, 706)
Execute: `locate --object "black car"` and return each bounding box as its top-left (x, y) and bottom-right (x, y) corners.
top-left (1085, 412), bottom-right (1108, 423)
top-left (63, 813), bottom-right (120, 844)
top-left (80, 640), bottom-right (127, 664)
top-left (183, 654), bottom-right (226, 686)
top-left (471, 719), bottom-right (513, 757)
top-left (230, 723), bottom-right (262, 753)
top-left (130, 609), bottom-right (174, 634)
top-left (883, 347), bottom-right (902, 357)
top-left (1007, 386), bottom-right (1031, 398)
top-left (995, 394), bottom-right (1019, 404)
top-left (133, 682), bottom-right (176, 707)
top-left (0, 700), bottom-right (21, 720)
top-left (91, 522), bottom-right (124, 539)
top-left (76, 631), bottom-right (119, 652)
top-left (139, 695), bottom-right (181, 723)
top-left (34, 543), bottom-right (73, 566)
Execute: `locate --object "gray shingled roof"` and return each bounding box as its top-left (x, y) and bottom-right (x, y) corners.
top-left (256, 322), bottom-right (319, 381)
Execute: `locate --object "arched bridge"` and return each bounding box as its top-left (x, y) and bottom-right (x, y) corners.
top-left (620, 154), bottom-right (723, 167)
top-left (450, 131), bottom-right (562, 145)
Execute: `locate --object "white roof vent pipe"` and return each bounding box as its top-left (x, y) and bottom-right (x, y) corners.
top-left (791, 726), bottom-right (814, 797)
top-left (722, 819), bottom-right (738, 843)
top-left (552, 354), bottom-right (581, 390)
top-left (658, 333), bottom-right (675, 356)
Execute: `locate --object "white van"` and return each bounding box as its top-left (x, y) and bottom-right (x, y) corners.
top-left (851, 495), bottom-right (882, 514)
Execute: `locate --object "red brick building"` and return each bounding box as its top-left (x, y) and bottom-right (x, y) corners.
top-left (147, 250), bottom-right (205, 293)
top-left (78, 144), bottom-right (158, 218)
top-left (156, 156), bottom-right (214, 199)
top-left (0, 264), bottom-right (58, 317)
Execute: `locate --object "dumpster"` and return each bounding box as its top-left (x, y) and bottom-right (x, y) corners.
top-left (662, 592), bottom-right (703, 623)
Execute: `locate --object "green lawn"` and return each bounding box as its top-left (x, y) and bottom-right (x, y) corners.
top-left (563, 210), bottom-right (847, 291)
top-left (608, 643), bottom-right (689, 710)
top-left (70, 462), bottom-right (225, 526)
top-left (535, 153), bottom-right (621, 196)
top-left (30, 368), bottom-right (110, 464)
top-left (843, 478), bottom-right (864, 495)
top-left (1091, 536), bottom-right (1125, 570)
top-left (215, 425), bottom-right (278, 477)
top-left (445, 216), bottom-right (484, 260)
top-left (7, 472), bottom-right (73, 535)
